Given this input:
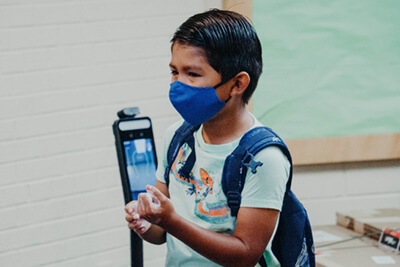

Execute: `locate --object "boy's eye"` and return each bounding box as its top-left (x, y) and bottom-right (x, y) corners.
top-left (170, 70), bottom-right (178, 75)
top-left (188, 72), bottom-right (200, 77)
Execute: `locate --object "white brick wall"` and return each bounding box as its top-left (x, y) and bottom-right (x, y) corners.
top-left (0, 0), bottom-right (221, 266)
top-left (292, 161), bottom-right (400, 226)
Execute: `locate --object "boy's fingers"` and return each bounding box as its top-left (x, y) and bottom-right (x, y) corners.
top-left (125, 203), bottom-right (131, 213)
top-left (138, 193), bottom-right (151, 208)
top-left (125, 214), bottom-right (131, 222)
top-left (146, 185), bottom-right (165, 202)
top-left (125, 201), bottom-right (137, 214)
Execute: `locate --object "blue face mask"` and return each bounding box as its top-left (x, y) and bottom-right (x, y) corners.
top-left (169, 80), bottom-right (228, 125)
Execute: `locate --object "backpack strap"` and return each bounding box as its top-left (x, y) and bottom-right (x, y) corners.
top-left (222, 127), bottom-right (295, 267)
top-left (222, 126), bottom-right (293, 217)
top-left (164, 122), bottom-right (200, 187)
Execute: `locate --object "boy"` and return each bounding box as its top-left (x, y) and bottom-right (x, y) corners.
top-left (125, 9), bottom-right (290, 267)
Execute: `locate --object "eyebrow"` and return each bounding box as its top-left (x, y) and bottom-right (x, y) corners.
top-left (169, 63), bottom-right (203, 72)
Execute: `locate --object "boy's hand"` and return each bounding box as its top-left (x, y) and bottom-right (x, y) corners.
top-left (137, 185), bottom-right (176, 229)
top-left (125, 201), bottom-right (151, 235)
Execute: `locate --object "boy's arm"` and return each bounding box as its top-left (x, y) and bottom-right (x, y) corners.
top-left (134, 223), bottom-right (166, 245)
top-left (141, 185), bottom-right (279, 267)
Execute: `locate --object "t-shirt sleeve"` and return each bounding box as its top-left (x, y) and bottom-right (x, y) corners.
top-left (155, 120), bottom-right (183, 184)
top-left (240, 146), bottom-right (290, 211)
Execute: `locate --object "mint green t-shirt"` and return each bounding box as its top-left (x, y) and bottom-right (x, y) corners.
top-left (156, 114), bottom-right (290, 267)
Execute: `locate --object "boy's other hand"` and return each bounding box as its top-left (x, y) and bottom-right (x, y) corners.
top-left (125, 201), bottom-right (151, 234)
top-left (137, 185), bottom-right (176, 229)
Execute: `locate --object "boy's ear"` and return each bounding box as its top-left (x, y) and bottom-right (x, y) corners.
top-left (231, 71), bottom-right (250, 96)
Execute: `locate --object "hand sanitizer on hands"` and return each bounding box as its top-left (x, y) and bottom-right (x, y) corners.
top-left (129, 188), bottom-right (160, 234)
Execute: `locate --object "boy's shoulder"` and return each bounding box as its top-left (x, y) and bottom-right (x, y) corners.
top-left (166, 113), bottom-right (265, 144)
top-left (167, 119), bottom-right (185, 133)
top-left (251, 113), bottom-right (264, 128)
top-left (164, 119), bottom-right (185, 140)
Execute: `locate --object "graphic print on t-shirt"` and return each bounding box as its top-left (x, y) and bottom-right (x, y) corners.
top-left (171, 147), bottom-right (230, 224)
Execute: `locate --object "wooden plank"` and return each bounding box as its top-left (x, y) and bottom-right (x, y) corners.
top-left (223, 0), bottom-right (252, 19)
top-left (286, 133), bottom-right (400, 165)
top-left (336, 209), bottom-right (400, 241)
top-left (222, 0), bottom-right (253, 112)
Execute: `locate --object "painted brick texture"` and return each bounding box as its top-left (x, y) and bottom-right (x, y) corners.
top-left (0, 1), bottom-right (221, 266)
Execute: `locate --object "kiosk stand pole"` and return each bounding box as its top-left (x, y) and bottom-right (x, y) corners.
top-left (131, 230), bottom-right (143, 267)
top-left (113, 107), bottom-right (146, 267)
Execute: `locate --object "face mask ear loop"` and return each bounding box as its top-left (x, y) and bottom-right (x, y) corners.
top-left (214, 72), bottom-right (240, 89)
top-left (213, 81), bottom-right (231, 103)
top-left (215, 75), bottom-right (240, 103)
top-left (213, 81), bottom-right (224, 89)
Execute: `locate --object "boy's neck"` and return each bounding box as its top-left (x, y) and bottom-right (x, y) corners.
top-left (201, 105), bottom-right (253, 145)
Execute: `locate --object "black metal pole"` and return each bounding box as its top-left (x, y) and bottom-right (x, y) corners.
top-left (131, 230), bottom-right (143, 267)
top-left (113, 108), bottom-right (152, 267)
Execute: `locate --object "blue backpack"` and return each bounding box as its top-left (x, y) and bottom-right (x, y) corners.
top-left (164, 122), bottom-right (315, 267)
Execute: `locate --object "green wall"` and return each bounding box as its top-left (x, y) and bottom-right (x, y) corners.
top-left (252, 0), bottom-right (400, 139)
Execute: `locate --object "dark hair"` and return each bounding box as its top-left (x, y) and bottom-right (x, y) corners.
top-left (171, 9), bottom-right (263, 104)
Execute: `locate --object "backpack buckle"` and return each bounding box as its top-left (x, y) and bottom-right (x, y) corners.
top-left (242, 152), bottom-right (263, 174)
top-left (227, 191), bottom-right (241, 216)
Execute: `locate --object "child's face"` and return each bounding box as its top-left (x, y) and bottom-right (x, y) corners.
top-left (169, 42), bottom-right (222, 88)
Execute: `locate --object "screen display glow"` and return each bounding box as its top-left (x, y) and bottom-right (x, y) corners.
top-left (123, 138), bottom-right (157, 200)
